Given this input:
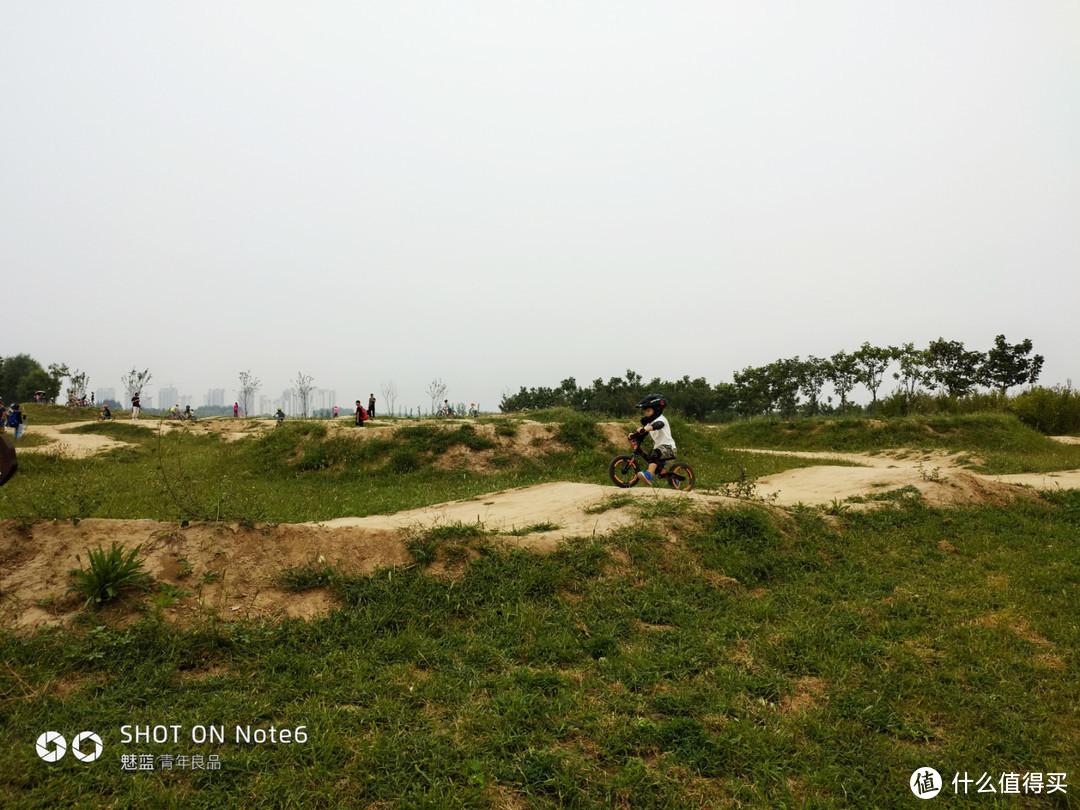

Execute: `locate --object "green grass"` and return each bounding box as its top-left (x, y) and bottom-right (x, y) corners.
top-left (16, 403), bottom-right (103, 425)
top-left (0, 416), bottom-right (837, 524)
top-left (3, 495), bottom-right (1079, 806)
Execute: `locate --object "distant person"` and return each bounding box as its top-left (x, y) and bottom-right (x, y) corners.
top-left (100, 404), bottom-right (112, 421)
top-left (442, 399), bottom-right (453, 417)
top-left (368, 394), bottom-right (376, 419)
top-left (469, 403), bottom-right (479, 417)
top-left (234, 402), bottom-right (239, 418)
top-left (355, 400), bottom-right (368, 426)
top-left (0, 400), bottom-right (6, 434)
top-left (91, 392), bottom-right (95, 406)
top-left (131, 394), bottom-right (141, 419)
top-left (9, 403), bottom-right (26, 440)
top-left (333, 405), bottom-right (338, 418)
top-left (275, 407), bottom-right (285, 426)
top-left (183, 405), bottom-right (192, 420)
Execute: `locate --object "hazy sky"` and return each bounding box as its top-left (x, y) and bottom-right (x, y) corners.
top-left (3, 2), bottom-right (1077, 412)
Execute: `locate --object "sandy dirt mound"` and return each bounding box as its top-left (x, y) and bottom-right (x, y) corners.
top-left (17, 422), bottom-right (130, 459)
top-left (0, 483), bottom-right (727, 632)
top-left (732, 448), bottom-right (1049, 507)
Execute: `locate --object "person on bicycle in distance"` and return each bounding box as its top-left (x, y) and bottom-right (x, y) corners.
top-left (628, 394), bottom-right (676, 485)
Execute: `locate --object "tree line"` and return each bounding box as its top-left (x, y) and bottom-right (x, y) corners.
top-left (499, 336), bottom-right (1046, 420)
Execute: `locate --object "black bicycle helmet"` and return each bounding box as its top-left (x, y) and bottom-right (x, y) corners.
top-left (635, 393), bottom-right (667, 425)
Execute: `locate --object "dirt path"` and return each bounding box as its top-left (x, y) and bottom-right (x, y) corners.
top-left (730, 447), bottom-right (1075, 506)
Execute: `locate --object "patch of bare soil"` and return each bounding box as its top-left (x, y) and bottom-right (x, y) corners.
top-left (731, 448), bottom-right (1048, 507)
top-left (778, 676), bottom-right (830, 715)
top-left (17, 422), bottom-right (129, 459)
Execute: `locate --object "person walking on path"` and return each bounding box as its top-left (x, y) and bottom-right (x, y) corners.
top-left (368, 394), bottom-right (376, 419)
top-left (9, 403), bottom-right (26, 440)
top-left (333, 405), bottom-right (338, 418)
top-left (355, 400), bottom-right (368, 426)
top-left (131, 394), bottom-right (141, 420)
top-left (234, 402), bottom-right (239, 418)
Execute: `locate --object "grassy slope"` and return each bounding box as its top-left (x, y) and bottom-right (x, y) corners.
top-left (2, 494), bottom-right (1078, 807)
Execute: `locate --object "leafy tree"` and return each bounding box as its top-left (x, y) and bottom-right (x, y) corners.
top-left (795, 356), bottom-right (831, 416)
top-left (1, 354), bottom-right (42, 403)
top-left (17, 367), bottom-right (56, 403)
top-left (733, 365), bottom-right (778, 417)
top-left (892, 343), bottom-right (927, 397)
top-left (924, 338), bottom-right (985, 397)
top-left (852, 343), bottom-right (896, 412)
top-left (828, 351), bottom-right (860, 412)
top-left (67, 369), bottom-right (90, 403)
top-left (768, 358), bottom-right (803, 418)
top-left (981, 335), bottom-right (1044, 395)
top-left (44, 363), bottom-right (69, 402)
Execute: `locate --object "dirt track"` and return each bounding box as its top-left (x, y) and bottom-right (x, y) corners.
top-left (3, 419), bottom-right (1076, 632)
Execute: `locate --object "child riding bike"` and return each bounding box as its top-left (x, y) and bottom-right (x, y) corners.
top-left (627, 393), bottom-right (676, 486)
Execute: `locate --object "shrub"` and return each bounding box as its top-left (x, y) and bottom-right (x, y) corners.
top-left (1008, 385), bottom-right (1080, 435)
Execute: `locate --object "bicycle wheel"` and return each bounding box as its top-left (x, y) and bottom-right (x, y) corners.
top-left (608, 455), bottom-right (641, 488)
top-left (666, 462), bottom-right (695, 492)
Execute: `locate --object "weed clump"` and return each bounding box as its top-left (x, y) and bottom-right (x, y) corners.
top-left (68, 543), bottom-right (153, 608)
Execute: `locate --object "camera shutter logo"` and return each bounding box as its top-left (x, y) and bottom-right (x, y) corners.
top-left (72, 731), bottom-right (103, 763)
top-left (35, 732), bottom-right (67, 763)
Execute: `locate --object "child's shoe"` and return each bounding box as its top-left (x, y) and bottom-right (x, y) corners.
top-left (638, 471), bottom-right (654, 485)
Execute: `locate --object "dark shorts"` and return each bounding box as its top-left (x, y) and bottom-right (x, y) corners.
top-left (646, 444), bottom-right (676, 465)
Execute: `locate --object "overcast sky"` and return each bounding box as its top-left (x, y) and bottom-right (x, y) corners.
top-left (3, 2), bottom-right (1077, 413)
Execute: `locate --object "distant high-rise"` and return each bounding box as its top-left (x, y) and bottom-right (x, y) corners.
top-left (158, 385), bottom-right (178, 410)
top-left (206, 388), bottom-right (225, 407)
top-left (96, 387), bottom-right (117, 405)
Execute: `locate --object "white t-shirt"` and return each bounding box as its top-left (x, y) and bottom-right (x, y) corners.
top-left (648, 417), bottom-right (676, 451)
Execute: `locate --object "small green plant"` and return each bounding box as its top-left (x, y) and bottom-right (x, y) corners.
top-left (405, 537), bottom-right (438, 566)
top-left (201, 571), bottom-right (220, 585)
top-left (506, 522), bottom-right (560, 536)
top-left (176, 557), bottom-right (194, 578)
top-left (67, 543), bottom-right (153, 608)
top-left (825, 498), bottom-right (851, 516)
top-left (916, 462), bottom-right (945, 483)
top-left (719, 467), bottom-right (779, 504)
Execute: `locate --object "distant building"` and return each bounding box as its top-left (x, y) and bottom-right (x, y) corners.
top-left (158, 386), bottom-right (178, 410)
top-left (96, 387), bottom-right (116, 405)
top-left (206, 388), bottom-right (225, 407)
